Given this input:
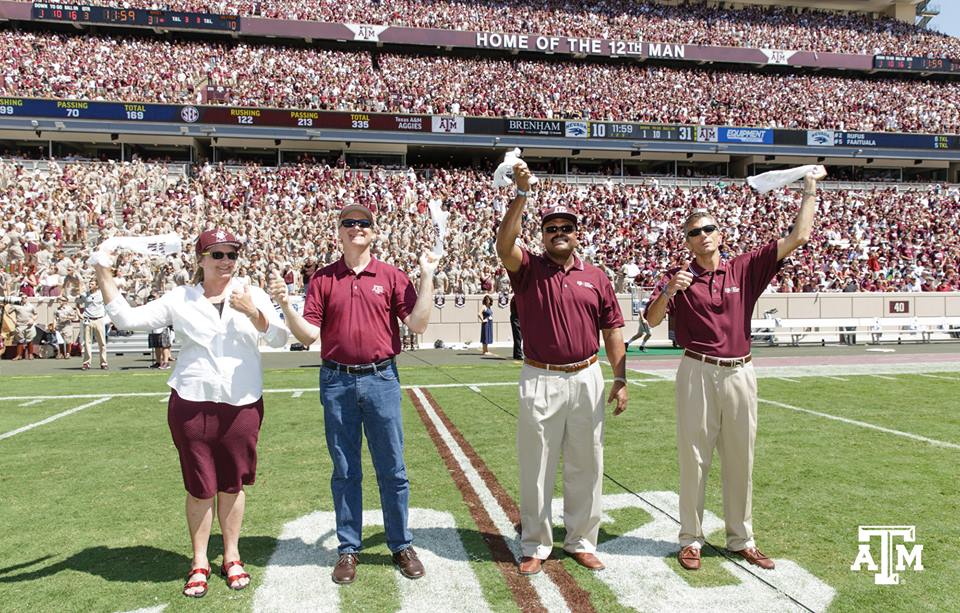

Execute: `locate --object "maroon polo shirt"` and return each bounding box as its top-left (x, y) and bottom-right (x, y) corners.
top-left (645, 240), bottom-right (782, 358)
top-left (508, 247), bottom-right (624, 364)
top-left (303, 257), bottom-right (418, 364)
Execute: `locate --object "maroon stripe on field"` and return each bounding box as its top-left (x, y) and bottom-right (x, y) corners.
top-left (407, 389), bottom-right (546, 613)
top-left (418, 389), bottom-right (597, 613)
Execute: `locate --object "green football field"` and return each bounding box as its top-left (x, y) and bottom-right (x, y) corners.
top-left (0, 353), bottom-right (957, 613)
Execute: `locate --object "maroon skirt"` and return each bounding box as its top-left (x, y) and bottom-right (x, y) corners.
top-left (167, 389), bottom-right (264, 499)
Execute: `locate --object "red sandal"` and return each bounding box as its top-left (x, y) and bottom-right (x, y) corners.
top-left (182, 567), bottom-right (210, 598)
top-left (221, 559), bottom-right (250, 590)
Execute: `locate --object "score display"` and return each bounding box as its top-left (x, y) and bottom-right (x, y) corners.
top-left (31, 2), bottom-right (240, 31)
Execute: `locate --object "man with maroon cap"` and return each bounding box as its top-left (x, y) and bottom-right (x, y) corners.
top-left (270, 204), bottom-right (439, 585)
top-left (495, 162), bottom-right (628, 576)
top-left (645, 166), bottom-right (827, 572)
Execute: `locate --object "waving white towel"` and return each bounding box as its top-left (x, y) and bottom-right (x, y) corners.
top-left (427, 198), bottom-right (450, 257)
top-left (87, 233), bottom-right (182, 267)
top-left (747, 165), bottom-right (824, 193)
top-left (493, 148), bottom-right (540, 188)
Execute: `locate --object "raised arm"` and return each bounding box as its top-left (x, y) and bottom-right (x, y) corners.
top-left (403, 252), bottom-right (439, 334)
top-left (269, 273), bottom-right (320, 346)
top-left (777, 165), bottom-right (827, 261)
top-left (495, 162), bottom-right (533, 273)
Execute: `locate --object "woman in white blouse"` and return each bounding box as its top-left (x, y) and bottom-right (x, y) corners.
top-left (93, 228), bottom-right (288, 599)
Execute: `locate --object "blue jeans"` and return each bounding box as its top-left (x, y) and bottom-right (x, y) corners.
top-left (319, 362), bottom-right (412, 554)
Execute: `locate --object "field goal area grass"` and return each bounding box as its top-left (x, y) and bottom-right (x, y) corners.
top-left (0, 352), bottom-right (958, 613)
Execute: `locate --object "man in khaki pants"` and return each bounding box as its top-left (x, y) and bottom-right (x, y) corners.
top-left (495, 162), bottom-right (628, 575)
top-left (79, 280), bottom-right (108, 370)
top-left (646, 166), bottom-right (827, 572)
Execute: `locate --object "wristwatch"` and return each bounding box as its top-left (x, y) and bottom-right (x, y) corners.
top-left (515, 187), bottom-right (530, 198)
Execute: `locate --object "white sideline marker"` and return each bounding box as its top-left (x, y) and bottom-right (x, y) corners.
top-left (0, 397), bottom-right (113, 441)
top-left (775, 377), bottom-right (801, 383)
top-left (919, 374), bottom-right (958, 381)
top-left (18, 399), bottom-right (44, 407)
top-left (869, 374), bottom-right (898, 381)
top-left (468, 385), bottom-right (481, 393)
top-left (291, 391), bottom-right (303, 398)
top-left (823, 376), bottom-right (849, 382)
top-left (759, 398), bottom-right (960, 450)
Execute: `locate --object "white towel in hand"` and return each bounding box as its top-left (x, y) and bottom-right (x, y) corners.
top-left (427, 198), bottom-right (450, 257)
top-left (747, 165), bottom-right (823, 193)
top-left (493, 148), bottom-right (539, 188)
top-left (86, 233), bottom-right (182, 267)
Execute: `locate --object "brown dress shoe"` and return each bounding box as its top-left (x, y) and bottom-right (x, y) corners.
top-left (733, 547), bottom-right (775, 570)
top-left (393, 546), bottom-right (425, 579)
top-left (332, 553), bottom-right (358, 584)
top-left (677, 545), bottom-right (701, 571)
top-left (568, 551), bottom-right (605, 570)
top-left (518, 556), bottom-right (542, 575)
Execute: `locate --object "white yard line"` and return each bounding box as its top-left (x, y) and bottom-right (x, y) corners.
top-left (468, 385), bottom-right (481, 393)
top-left (823, 376), bottom-right (849, 382)
top-left (411, 388), bottom-right (570, 613)
top-left (291, 391), bottom-right (304, 398)
top-left (17, 399), bottom-right (44, 407)
top-left (0, 397), bottom-right (113, 441)
top-left (775, 377), bottom-right (801, 383)
top-left (868, 374), bottom-right (899, 381)
top-left (918, 374), bottom-right (958, 381)
top-left (759, 398), bottom-right (960, 450)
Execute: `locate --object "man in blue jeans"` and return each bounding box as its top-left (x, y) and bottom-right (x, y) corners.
top-left (271, 204), bottom-right (439, 584)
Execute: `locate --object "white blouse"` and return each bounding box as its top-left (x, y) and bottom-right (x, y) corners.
top-left (105, 279), bottom-right (288, 406)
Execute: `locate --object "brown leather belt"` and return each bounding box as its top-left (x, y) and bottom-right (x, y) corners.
top-left (684, 349), bottom-right (752, 368)
top-left (523, 354), bottom-right (598, 373)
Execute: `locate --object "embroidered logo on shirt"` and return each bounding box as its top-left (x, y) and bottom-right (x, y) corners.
top-left (372, 284), bottom-right (385, 295)
top-left (576, 280), bottom-right (595, 289)
top-left (724, 286), bottom-right (741, 294)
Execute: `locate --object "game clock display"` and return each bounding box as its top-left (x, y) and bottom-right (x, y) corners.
top-left (31, 2), bottom-right (240, 31)
top-left (873, 55), bottom-right (960, 73)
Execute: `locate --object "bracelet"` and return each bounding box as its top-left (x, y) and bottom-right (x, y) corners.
top-left (614, 377), bottom-right (627, 384)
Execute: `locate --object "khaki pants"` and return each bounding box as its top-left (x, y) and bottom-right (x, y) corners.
top-left (518, 361), bottom-right (605, 559)
top-left (82, 317), bottom-right (107, 365)
top-left (675, 354), bottom-right (757, 551)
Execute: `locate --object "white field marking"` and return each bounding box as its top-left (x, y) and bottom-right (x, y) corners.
top-left (919, 373), bottom-right (959, 381)
top-left (759, 399), bottom-right (960, 450)
top-left (0, 397), bottom-right (112, 441)
top-left (117, 605), bottom-right (167, 613)
top-left (468, 385), bottom-right (481, 393)
top-left (253, 508), bottom-right (491, 613)
top-left (823, 376), bottom-right (849, 382)
top-left (594, 492), bottom-right (834, 613)
top-left (158, 396), bottom-right (167, 402)
top-left (291, 391), bottom-right (304, 398)
top-left (629, 380), bottom-right (647, 387)
top-left (869, 374), bottom-right (899, 381)
top-left (775, 377), bottom-right (801, 383)
top-left (17, 399), bottom-right (44, 407)
top-left (634, 361), bottom-right (960, 381)
top-left (411, 388), bottom-right (570, 613)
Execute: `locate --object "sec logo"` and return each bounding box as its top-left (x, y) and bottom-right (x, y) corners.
top-left (180, 106), bottom-right (199, 123)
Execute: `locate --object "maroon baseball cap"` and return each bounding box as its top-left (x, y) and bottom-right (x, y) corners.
top-left (195, 228), bottom-right (241, 256)
top-left (540, 205), bottom-right (578, 225)
top-left (338, 204), bottom-right (375, 222)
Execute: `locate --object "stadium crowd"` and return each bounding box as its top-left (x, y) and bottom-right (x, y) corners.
top-left (3, 31), bottom-right (957, 134)
top-left (2, 160), bottom-right (958, 312)
top-left (31, 0), bottom-right (960, 58)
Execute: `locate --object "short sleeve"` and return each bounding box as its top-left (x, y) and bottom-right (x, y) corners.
top-left (393, 270), bottom-right (418, 322)
top-left (598, 276), bottom-right (624, 330)
top-left (741, 241), bottom-right (783, 298)
top-left (506, 247), bottom-right (532, 292)
top-left (302, 275), bottom-right (324, 327)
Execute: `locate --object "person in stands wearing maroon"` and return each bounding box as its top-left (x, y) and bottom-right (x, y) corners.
top-left (270, 204), bottom-right (439, 585)
top-left (496, 161), bottom-right (628, 576)
top-left (645, 166), bottom-right (827, 572)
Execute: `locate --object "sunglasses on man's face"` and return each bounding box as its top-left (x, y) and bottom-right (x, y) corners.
top-left (341, 219), bottom-right (372, 229)
top-left (542, 224), bottom-right (576, 235)
top-left (205, 251), bottom-right (238, 260)
top-left (686, 224), bottom-right (718, 238)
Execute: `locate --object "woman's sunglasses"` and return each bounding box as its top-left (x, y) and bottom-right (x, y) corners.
top-left (341, 219), bottom-right (372, 229)
top-left (686, 224), bottom-right (718, 238)
top-left (204, 251), bottom-right (239, 260)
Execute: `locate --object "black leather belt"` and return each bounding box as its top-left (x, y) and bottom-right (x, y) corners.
top-left (322, 357), bottom-right (395, 375)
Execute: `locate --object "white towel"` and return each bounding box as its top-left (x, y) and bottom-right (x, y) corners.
top-left (87, 232), bottom-right (182, 267)
top-left (427, 198), bottom-right (450, 257)
top-left (747, 165), bottom-right (824, 193)
top-left (493, 148), bottom-right (539, 188)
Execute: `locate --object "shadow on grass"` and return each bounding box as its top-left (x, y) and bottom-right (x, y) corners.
top-left (0, 535), bottom-right (277, 584)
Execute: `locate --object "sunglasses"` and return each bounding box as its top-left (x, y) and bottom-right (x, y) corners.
top-left (686, 224), bottom-right (718, 238)
top-left (204, 251), bottom-right (238, 260)
top-left (543, 224), bottom-right (576, 234)
top-left (341, 219), bottom-right (372, 229)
